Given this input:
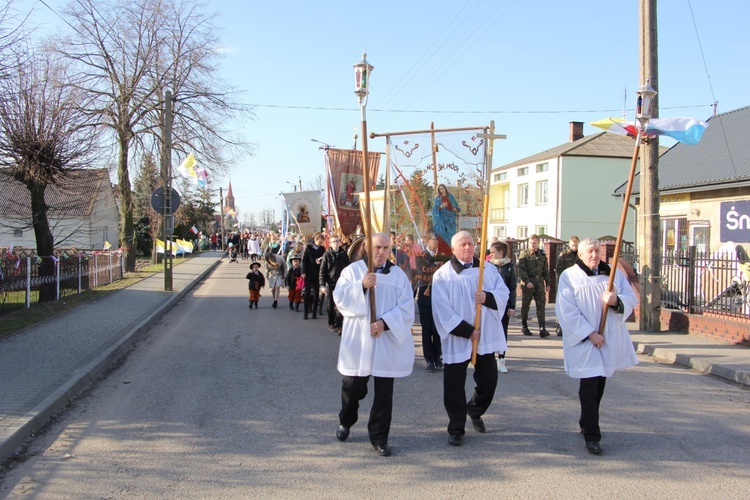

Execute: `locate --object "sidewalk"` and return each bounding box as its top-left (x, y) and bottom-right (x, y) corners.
top-left (2, 261), bottom-right (749, 464)
top-left (0, 252), bottom-right (223, 463)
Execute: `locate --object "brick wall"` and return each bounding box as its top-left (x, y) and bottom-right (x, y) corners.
top-left (635, 307), bottom-right (750, 346)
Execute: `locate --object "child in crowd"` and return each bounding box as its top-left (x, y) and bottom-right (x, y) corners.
top-left (285, 256), bottom-right (303, 311)
top-left (246, 262), bottom-right (265, 309)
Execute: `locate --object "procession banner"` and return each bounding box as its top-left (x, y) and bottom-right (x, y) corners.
top-left (387, 127), bottom-right (487, 255)
top-left (283, 190), bottom-right (321, 237)
top-left (358, 189), bottom-right (386, 234)
top-left (325, 148), bottom-right (381, 236)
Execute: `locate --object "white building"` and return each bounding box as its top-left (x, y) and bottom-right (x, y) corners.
top-left (489, 122), bottom-right (641, 242)
top-left (0, 168), bottom-right (119, 251)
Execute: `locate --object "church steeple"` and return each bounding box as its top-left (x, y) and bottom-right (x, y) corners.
top-left (225, 180), bottom-right (235, 210)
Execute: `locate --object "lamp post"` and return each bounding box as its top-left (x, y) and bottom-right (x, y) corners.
top-left (598, 80), bottom-right (656, 335)
top-left (354, 51), bottom-right (376, 320)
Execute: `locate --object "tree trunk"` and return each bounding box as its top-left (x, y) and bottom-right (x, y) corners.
top-left (29, 183), bottom-right (56, 302)
top-left (118, 134), bottom-right (136, 272)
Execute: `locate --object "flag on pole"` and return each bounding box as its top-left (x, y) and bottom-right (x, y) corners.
top-left (195, 167), bottom-right (209, 189)
top-left (591, 116), bottom-right (708, 145)
top-left (189, 225), bottom-right (198, 234)
top-left (177, 153), bottom-right (197, 180)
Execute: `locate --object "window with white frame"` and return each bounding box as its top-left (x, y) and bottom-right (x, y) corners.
top-left (518, 167), bottom-right (528, 176)
top-left (536, 180), bottom-right (548, 205)
top-left (517, 226), bottom-right (528, 239)
top-left (536, 225), bottom-right (547, 236)
top-left (536, 162), bottom-right (549, 173)
top-left (493, 172), bottom-right (507, 182)
top-left (517, 183), bottom-right (529, 207)
top-left (494, 226), bottom-right (507, 238)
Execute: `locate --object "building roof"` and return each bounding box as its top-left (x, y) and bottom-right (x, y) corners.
top-left (0, 168), bottom-right (110, 217)
top-left (494, 131), bottom-right (637, 171)
top-left (616, 105), bottom-right (750, 195)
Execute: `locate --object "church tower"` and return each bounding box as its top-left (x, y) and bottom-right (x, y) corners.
top-left (225, 180), bottom-right (236, 210)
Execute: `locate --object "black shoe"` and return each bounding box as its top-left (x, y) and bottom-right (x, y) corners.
top-left (522, 326), bottom-right (532, 336)
top-left (303, 314), bottom-right (308, 320)
top-left (312, 312), bottom-right (317, 319)
top-left (373, 443), bottom-right (392, 456)
top-left (470, 415), bottom-right (486, 433)
top-left (289, 302), bottom-right (294, 310)
top-left (435, 360), bottom-right (444, 369)
top-left (448, 434), bottom-right (463, 446)
top-left (272, 300), bottom-right (278, 309)
top-left (540, 329), bottom-right (550, 338)
top-left (585, 441), bottom-right (603, 455)
top-left (328, 325), bottom-right (337, 333)
top-left (425, 361), bottom-right (436, 372)
top-left (255, 302), bottom-right (259, 309)
top-left (556, 326), bottom-right (563, 336)
top-left (336, 425), bottom-right (350, 442)
top-left (249, 302), bottom-right (252, 309)
top-left (295, 303), bottom-right (300, 312)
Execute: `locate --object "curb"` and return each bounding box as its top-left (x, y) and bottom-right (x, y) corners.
top-left (0, 259), bottom-right (221, 464)
top-left (633, 340), bottom-right (750, 387)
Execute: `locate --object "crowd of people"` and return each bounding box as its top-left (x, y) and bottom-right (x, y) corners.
top-left (223, 227), bottom-right (637, 458)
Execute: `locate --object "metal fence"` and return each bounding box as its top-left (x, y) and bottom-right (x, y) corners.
top-left (661, 246), bottom-right (750, 319)
top-left (0, 251), bottom-right (124, 316)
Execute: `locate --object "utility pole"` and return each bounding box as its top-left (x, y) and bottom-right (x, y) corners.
top-left (639, 0), bottom-right (661, 332)
top-left (162, 90), bottom-right (174, 291)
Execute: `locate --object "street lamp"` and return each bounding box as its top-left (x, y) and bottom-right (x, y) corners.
top-left (285, 181), bottom-right (297, 192)
top-left (354, 50), bottom-right (376, 320)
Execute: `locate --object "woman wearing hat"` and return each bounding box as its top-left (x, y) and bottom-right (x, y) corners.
top-left (246, 262), bottom-right (265, 309)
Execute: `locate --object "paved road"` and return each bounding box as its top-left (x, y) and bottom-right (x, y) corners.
top-left (1, 259), bottom-right (748, 498)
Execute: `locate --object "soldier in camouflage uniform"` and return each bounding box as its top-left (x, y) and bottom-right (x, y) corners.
top-left (518, 234), bottom-right (551, 337)
top-left (554, 236), bottom-right (579, 336)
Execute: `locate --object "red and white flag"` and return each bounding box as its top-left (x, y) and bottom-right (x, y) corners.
top-left (189, 225), bottom-right (199, 234)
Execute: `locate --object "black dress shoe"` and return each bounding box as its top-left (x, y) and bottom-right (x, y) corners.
top-left (521, 326), bottom-right (532, 336)
top-left (470, 416), bottom-right (486, 433)
top-left (336, 425), bottom-right (350, 442)
top-left (448, 434), bottom-right (463, 446)
top-left (540, 328), bottom-right (550, 338)
top-left (373, 443), bottom-right (392, 456)
top-left (425, 361), bottom-right (436, 372)
top-left (435, 360), bottom-right (444, 369)
top-left (585, 441), bottom-right (603, 455)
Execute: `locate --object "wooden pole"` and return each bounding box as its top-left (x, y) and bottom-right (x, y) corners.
top-left (384, 135), bottom-right (392, 232)
top-left (431, 122), bottom-right (439, 197)
top-left (598, 129), bottom-right (642, 334)
top-left (472, 121), bottom-right (506, 365)
top-left (639, 0), bottom-right (662, 332)
top-left (370, 125), bottom-right (485, 139)
top-left (361, 109), bottom-right (376, 321)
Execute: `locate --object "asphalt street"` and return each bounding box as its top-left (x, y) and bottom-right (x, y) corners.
top-left (1, 257), bottom-right (748, 498)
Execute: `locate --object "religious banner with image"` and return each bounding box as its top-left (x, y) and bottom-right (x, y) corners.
top-left (325, 148), bottom-right (381, 236)
top-left (284, 190), bottom-right (322, 237)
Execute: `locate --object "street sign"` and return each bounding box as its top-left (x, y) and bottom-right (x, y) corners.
top-left (151, 187), bottom-right (181, 215)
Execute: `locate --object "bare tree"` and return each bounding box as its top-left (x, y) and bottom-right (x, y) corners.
top-left (304, 175), bottom-right (325, 193)
top-left (0, 50), bottom-right (98, 301)
top-left (58, 0), bottom-right (253, 271)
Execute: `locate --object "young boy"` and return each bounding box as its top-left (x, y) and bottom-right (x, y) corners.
top-left (246, 262), bottom-right (265, 309)
top-left (285, 256), bottom-right (303, 311)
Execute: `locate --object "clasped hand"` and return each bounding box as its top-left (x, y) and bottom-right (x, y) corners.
top-left (370, 319), bottom-right (385, 337)
top-left (362, 272), bottom-right (377, 289)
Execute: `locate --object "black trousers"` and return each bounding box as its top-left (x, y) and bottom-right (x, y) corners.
top-left (443, 353), bottom-right (498, 436)
top-left (498, 306), bottom-right (511, 358)
top-left (579, 376), bottom-right (607, 442)
top-left (339, 376), bottom-right (394, 446)
top-left (303, 278), bottom-right (319, 315)
top-left (326, 285), bottom-right (342, 327)
top-left (417, 286), bottom-right (442, 363)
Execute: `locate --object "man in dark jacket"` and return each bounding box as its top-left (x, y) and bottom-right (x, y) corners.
top-left (301, 233), bottom-right (326, 320)
top-left (319, 235), bottom-right (351, 333)
top-left (554, 236), bottom-right (579, 336)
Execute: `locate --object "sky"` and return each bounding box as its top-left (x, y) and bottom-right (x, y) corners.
top-left (13, 0), bottom-right (750, 224)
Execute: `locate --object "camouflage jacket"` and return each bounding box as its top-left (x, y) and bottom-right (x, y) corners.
top-left (518, 248), bottom-right (550, 286)
top-left (555, 249), bottom-right (578, 281)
